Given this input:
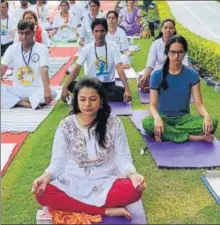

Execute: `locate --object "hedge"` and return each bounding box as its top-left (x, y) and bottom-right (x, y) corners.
top-left (156, 1), bottom-right (220, 80)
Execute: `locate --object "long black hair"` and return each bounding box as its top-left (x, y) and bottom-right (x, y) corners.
top-left (71, 77), bottom-right (111, 148)
top-left (155, 18), bottom-right (176, 40)
top-left (161, 35), bottom-right (188, 90)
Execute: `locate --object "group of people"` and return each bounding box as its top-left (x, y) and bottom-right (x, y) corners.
top-left (1, 0), bottom-right (218, 219)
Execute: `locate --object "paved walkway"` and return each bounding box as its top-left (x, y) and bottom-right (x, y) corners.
top-left (167, 1), bottom-right (220, 44)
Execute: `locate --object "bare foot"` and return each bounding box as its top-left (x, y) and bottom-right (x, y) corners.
top-left (188, 134), bottom-right (214, 142)
top-left (16, 100), bottom-right (32, 108)
top-left (105, 207), bottom-right (131, 220)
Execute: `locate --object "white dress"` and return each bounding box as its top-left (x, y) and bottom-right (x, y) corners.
top-left (46, 114), bottom-right (136, 207)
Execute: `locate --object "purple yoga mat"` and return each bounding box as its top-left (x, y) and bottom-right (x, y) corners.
top-left (145, 135), bottom-right (220, 168)
top-left (129, 110), bottom-right (150, 135)
top-left (139, 88), bottom-right (150, 104)
top-left (109, 101), bottom-right (132, 116)
top-left (96, 200), bottom-right (147, 224)
top-left (138, 89), bottom-right (194, 104)
top-left (130, 109), bottom-right (220, 168)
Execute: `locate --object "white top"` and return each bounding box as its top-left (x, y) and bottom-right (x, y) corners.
top-left (79, 11), bottom-right (105, 44)
top-left (53, 12), bottom-right (77, 30)
top-left (11, 8), bottom-right (30, 29)
top-left (1, 16), bottom-right (15, 45)
top-left (106, 27), bottom-right (129, 52)
top-left (13, 27), bottom-right (50, 47)
top-left (69, 3), bottom-right (83, 27)
top-left (46, 114), bottom-right (136, 207)
top-left (76, 0), bottom-right (90, 17)
top-left (77, 41), bottom-right (122, 83)
top-left (2, 42), bottom-right (49, 88)
top-left (30, 5), bottom-right (50, 24)
top-left (146, 37), bottom-right (188, 72)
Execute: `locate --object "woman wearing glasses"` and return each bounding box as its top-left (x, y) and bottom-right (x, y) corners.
top-left (138, 18), bottom-right (188, 92)
top-left (142, 35), bottom-right (218, 143)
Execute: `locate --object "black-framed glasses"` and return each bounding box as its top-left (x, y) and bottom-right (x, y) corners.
top-left (168, 50), bottom-right (185, 56)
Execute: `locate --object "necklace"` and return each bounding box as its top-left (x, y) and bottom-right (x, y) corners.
top-left (94, 42), bottom-right (108, 70)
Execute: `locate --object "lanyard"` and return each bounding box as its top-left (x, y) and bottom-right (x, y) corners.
top-left (21, 42), bottom-right (34, 69)
top-left (36, 5), bottom-right (44, 19)
top-left (94, 42), bottom-right (108, 70)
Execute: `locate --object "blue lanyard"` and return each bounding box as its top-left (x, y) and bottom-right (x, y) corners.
top-left (21, 42), bottom-right (34, 68)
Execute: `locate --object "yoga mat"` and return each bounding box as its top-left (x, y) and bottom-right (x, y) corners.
top-left (50, 41), bottom-right (79, 48)
top-left (1, 132), bottom-right (29, 176)
top-left (145, 135), bottom-right (220, 168)
top-left (36, 200), bottom-right (146, 224)
top-left (49, 47), bottom-right (78, 86)
top-left (109, 101), bottom-right (132, 116)
top-left (138, 88), bottom-right (194, 104)
top-left (201, 170), bottom-right (220, 204)
top-left (1, 101), bottom-right (57, 133)
top-left (1, 143), bottom-right (16, 172)
top-left (130, 110), bottom-right (220, 168)
top-left (115, 67), bottom-right (138, 79)
top-left (129, 110), bottom-right (150, 135)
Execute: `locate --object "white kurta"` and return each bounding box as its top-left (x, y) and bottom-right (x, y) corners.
top-left (46, 115), bottom-right (136, 207)
top-left (106, 27), bottom-right (130, 65)
top-left (1, 42), bottom-right (56, 109)
top-left (146, 37), bottom-right (188, 73)
top-left (52, 12), bottom-right (77, 42)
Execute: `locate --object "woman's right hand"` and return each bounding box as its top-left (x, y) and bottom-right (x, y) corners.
top-left (32, 173), bottom-right (52, 196)
top-left (154, 116), bottom-right (164, 142)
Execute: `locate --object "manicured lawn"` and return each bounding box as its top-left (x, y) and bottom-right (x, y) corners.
top-left (1, 36), bottom-right (220, 225)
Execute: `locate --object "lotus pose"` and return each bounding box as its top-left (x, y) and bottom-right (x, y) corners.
top-left (142, 35), bottom-right (218, 143)
top-left (32, 77), bottom-right (146, 218)
top-left (118, 0), bottom-right (142, 36)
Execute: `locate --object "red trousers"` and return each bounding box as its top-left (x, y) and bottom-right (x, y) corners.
top-left (36, 178), bottom-right (142, 215)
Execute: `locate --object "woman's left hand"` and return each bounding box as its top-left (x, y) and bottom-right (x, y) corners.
top-left (129, 173), bottom-right (146, 192)
top-left (203, 115), bottom-right (213, 135)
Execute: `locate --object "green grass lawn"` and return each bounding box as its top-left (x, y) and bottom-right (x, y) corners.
top-left (1, 37), bottom-right (220, 225)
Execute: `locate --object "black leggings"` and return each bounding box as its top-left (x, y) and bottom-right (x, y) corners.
top-left (68, 81), bottom-right (125, 102)
top-left (1, 42), bottom-right (13, 56)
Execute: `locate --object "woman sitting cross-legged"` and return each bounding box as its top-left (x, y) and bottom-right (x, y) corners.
top-left (32, 77), bottom-right (146, 218)
top-left (142, 35), bottom-right (218, 143)
top-left (118, 0), bottom-right (142, 36)
top-left (49, 0), bottom-right (77, 42)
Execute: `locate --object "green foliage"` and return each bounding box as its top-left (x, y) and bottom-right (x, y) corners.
top-left (156, 1), bottom-right (220, 80)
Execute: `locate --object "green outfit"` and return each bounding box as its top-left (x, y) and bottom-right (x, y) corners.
top-left (142, 114), bottom-right (218, 143)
